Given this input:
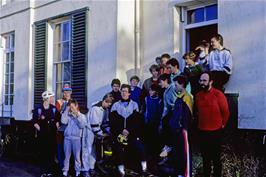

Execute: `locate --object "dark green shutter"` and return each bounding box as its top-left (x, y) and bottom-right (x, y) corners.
top-left (71, 10), bottom-right (87, 110)
top-left (34, 22), bottom-right (47, 107)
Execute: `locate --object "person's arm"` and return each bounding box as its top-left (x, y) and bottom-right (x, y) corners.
top-left (55, 106), bottom-right (61, 129)
top-left (33, 107), bottom-right (41, 131)
top-left (61, 107), bottom-right (70, 124)
top-left (223, 50), bottom-right (233, 74)
top-left (89, 107), bottom-right (104, 136)
top-left (217, 92), bottom-right (230, 127)
top-left (75, 113), bottom-right (87, 129)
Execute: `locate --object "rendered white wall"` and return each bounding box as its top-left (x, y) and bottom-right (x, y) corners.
top-left (219, 0), bottom-right (266, 129)
top-left (0, 9), bottom-right (32, 120)
top-left (140, 0), bottom-right (175, 81)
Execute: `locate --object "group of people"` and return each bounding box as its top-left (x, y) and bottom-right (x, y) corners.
top-left (32, 33), bottom-right (232, 177)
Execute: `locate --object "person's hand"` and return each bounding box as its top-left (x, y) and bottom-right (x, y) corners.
top-left (41, 115), bottom-right (45, 120)
top-left (34, 124), bottom-right (40, 131)
top-left (195, 46), bottom-right (204, 51)
top-left (56, 122), bottom-right (60, 129)
top-left (122, 129), bottom-right (129, 136)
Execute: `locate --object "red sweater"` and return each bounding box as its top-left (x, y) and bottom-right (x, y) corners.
top-left (196, 87), bottom-right (230, 131)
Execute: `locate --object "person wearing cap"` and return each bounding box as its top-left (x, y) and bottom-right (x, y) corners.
top-left (55, 83), bottom-right (73, 170)
top-left (33, 91), bottom-right (60, 177)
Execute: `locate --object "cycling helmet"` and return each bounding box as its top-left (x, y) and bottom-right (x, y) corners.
top-left (42, 91), bottom-right (55, 100)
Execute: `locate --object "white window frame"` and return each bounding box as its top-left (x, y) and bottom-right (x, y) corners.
top-left (1, 32), bottom-right (15, 117)
top-left (182, 2), bottom-right (218, 53)
top-left (51, 19), bottom-right (72, 100)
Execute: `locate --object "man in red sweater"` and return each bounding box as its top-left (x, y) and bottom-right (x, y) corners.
top-left (196, 72), bottom-right (230, 177)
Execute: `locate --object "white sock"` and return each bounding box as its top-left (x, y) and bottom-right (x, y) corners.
top-left (141, 161), bottom-right (147, 171)
top-left (118, 165), bottom-right (125, 175)
top-left (76, 171), bottom-right (80, 176)
top-left (63, 171), bottom-right (68, 176)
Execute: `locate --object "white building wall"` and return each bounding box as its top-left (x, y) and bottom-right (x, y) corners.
top-left (141, 0), bottom-right (175, 81)
top-left (219, 0), bottom-right (266, 129)
top-left (0, 6), bottom-right (33, 120)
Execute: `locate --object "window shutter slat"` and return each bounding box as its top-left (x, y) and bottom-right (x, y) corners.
top-left (34, 22), bottom-right (47, 107)
top-left (71, 10), bottom-right (87, 111)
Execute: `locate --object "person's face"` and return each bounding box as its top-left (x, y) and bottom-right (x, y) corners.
top-left (63, 91), bottom-right (72, 100)
top-left (121, 87), bottom-right (130, 100)
top-left (69, 103), bottom-right (78, 112)
top-left (149, 89), bottom-right (156, 97)
top-left (166, 64), bottom-right (173, 74)
top-left (174, 81), bottom-right (184, 93)
top-left (199, 73), bottom-right (213, 91)
top-left (151, 69), bottom-right (159, 78)
top-left (102, 100), bottom-right (112, 109)
top-left (130, 79), bottom-right (139, 87)
top-left (161, 57), bottom-right (169, 65)
top-left (185, 58), bottom-right (194, 66)
top-left (49, 96), bottom-right (55, 105)
top-left (112, 84), bottom-right (120, 92)
top-left (159, 79), bottom-right (168, 88)
top-left (211, 37), bottom-right (221, 49)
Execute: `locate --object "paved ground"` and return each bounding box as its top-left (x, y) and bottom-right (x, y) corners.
top-left (0, 158), bottom-right (40, 177)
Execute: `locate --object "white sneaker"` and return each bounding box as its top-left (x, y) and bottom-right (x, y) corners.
top-left (159, 145), bottom-right (172, 157)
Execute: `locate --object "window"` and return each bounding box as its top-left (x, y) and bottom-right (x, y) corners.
top-left (183, 4), bottom-right (218, 51)
top-left (34, 9), bottom-right (87, 108)
top-left (53, 20), bottom-right (72, 99)
top-left (187, 4), bottom-right (217, 24)
top-left (3, 33), bottom-right (15, 106)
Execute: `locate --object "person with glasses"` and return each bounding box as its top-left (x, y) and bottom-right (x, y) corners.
top-left (109, 84), bottom-right (151, 176)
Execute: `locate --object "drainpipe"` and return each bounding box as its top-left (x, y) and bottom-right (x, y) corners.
top-left (134, 0), bottom-right (141, 76)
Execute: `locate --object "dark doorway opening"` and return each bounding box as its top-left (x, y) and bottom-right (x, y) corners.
top-left (186, 24), bottom-right (217, 51)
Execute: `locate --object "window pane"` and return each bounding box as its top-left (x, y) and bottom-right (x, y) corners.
top-left (6, 53), bottom-right (10, 63)
top-left (10, 84), bottom-right (14, 94)
top-left (5, 64), bottom-right (9, 73)
top-left (54, 24), bottom-right (61, 43)
top-left (62, 42), bottom-right (70, 61)
top-left (10, 73), bottom-right (14, 83)
top-left (11, 52), bottom-right (14, 62)
top-left (56, 64), bottom-right (62, 82)
top-left (5, 74), bottom-right (9, 84)
top-left (5, 96), bottom-right (9, 105)
top-left (63, 62), bottom-right (71, 81)
top-left (56, 83), bottom-right (62, 99)
top-left (54, 43), bottom-right (61, 62)
top-left (10, 63), bottom-right (14, 72)
top-left (62, 22), bottom-right (70, 41)
top-left (5, 85), bottom-right (9, 94)
top-left (187, 8), bottom-right (204, 24)
top-left (10, 95), bottom-right (13, 105)
top-left (11, 33), bottom-right (15, 48)
top-left (5, 36), bottom-right (10, 49)
top-left (206, 5), bottom-right (217, 21)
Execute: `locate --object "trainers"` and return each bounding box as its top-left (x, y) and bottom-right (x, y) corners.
top-left (159, 145), bottom-right (172, 157)
top-left (40, 174), bottom-right (47, 177)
